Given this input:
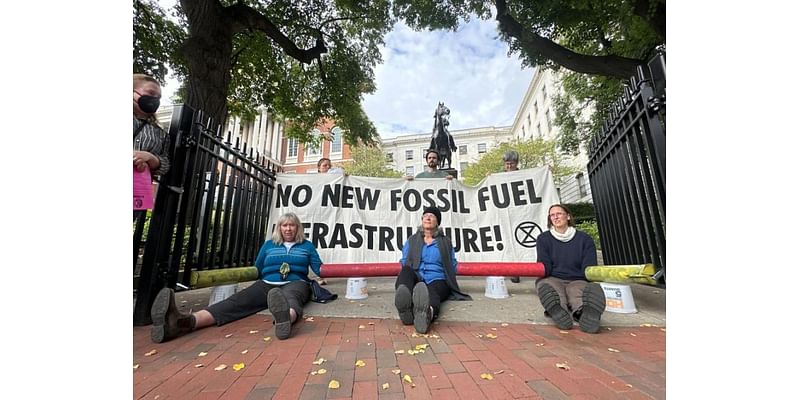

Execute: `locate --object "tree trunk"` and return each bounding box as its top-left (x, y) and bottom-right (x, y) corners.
top-left (180, 0), bottom-right (234, 128)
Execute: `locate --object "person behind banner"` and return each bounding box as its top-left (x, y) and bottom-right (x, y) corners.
top-left (318, 157), bottom-right (344, 175)
top-left (150, 212), bottom-right (325, 343)
top-left (133, 74), bottom-right (170, 220)
top-left (535, 204), bottom-right (605, 333)
top-left (394, 207), bottom-right (471, 334)
top-left (502, 150), bottom-right (524, 283)
top-left (407, 149), bottom-right (453, 180)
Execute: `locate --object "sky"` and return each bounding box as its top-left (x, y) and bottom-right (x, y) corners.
top-left (158, 8), bottom-right (534, 140)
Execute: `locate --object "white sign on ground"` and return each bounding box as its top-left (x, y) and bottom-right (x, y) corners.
top-left (268, 167), bottom-right (559, 263)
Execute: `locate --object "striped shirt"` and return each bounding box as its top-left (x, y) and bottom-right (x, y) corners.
top-left (133, 117), bottom-right (170, 176)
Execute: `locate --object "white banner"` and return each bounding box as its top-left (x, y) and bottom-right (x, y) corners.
top-left (268, 166), bottom-right (559, 263)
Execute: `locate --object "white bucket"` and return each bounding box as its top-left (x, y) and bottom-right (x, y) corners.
top-left (208, 283), bottom-right (239, 307)
top-left (345, 277), bottom-right (368, 300)
top-left (484, 276), bottom-right (509, 299)
top-left (600, 282), bottom-right (637, 313)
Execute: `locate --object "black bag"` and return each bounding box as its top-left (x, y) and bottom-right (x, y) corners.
top-left (309, 280), bottom-right (338, 303)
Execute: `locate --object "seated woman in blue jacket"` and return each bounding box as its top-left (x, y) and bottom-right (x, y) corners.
top-left (150, 212), bottom-right (322, 342)
top-left (394, 207), bottom-right (471, 334)
top-left (536, 204), bottom-right (605, 333)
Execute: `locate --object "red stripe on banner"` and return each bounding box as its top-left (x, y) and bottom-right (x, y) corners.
top-left (319, 262), bottom-right (545, 278)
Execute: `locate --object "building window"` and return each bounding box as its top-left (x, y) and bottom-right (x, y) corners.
top-left (287, 138), bottom-right (298, 158)
top-left (405, 166), bottom-right (415, 176)
top-left (542, 85), bottom-right (548, 102)
top-left (459, 162), bottom-right (468, 172)
top-left (576, 173), bottom-right (588, 197)
top-left (477, 143), bottom-right (487, 153)
top-left (522, 126), bottom-right (526, 138)
top-left (386, 152), bottom-right (393, 162)
top-left (544, 110), bottom-right (551, 131)
top-left (533, 101), bottom-right (538, 116)
top-left (536, 123), bottom-right (542, 139)
top-left (330, 127), bottom-right (343, 153)
top-left (556, 187), bottom-right (562, 201)
top-left (405, 150), bottom-right (413, 160)
top-left (422, 148), bottom-right (428, 159)
top-left (305, 129), bottom-right (321, 157)
top-left (527, 114), bottom-right (531, 128)
top-left (459, 145), bottom-right (467, 155)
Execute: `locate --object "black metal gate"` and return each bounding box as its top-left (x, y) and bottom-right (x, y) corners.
top-left (586, 49), bottom-right (666, 285)
top-left (134, 105), bottom-right (279, 325)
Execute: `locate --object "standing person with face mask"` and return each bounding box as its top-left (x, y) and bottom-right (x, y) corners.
top-left (133, 74), bottom-right (170, 219)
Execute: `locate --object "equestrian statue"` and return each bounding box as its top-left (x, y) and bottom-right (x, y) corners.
top-left (429, 102), bottom-right (457, 170)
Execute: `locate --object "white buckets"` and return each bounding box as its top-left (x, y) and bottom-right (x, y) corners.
top-left (208, 283), bottom-right (239, 306)
top-left (484, 276), bottom-right (510, 299)
top-left (600, 282), bottom-right (637, 313)
top-left (345, 277), bottom-right (369, 300)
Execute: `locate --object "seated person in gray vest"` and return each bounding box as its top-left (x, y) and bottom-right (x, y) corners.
top-left (535, 204), bottom-right (605, 333)
top-left (394, 207), bottom-right (471, 333)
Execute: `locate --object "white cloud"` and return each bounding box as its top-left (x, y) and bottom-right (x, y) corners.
top-left (363, 19), bottom-right (533, 139)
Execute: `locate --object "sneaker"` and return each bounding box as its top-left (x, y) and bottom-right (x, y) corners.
top-left (151, 287), bottom-right (193, 343)
top-left (510, 276), bottom-right (521, 283)
top-left (395, 284), bottom-right (413, 325)
top-left (268, 289), bottom-right (292, 340)
top-left (578, 283), bottom-right (605, 333)
top-left (412, 282), bottom-right (432, 334)
top-left (537, 283), bottom-right (573, 330)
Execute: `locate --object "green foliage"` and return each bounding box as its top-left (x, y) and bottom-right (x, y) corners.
top-left (462, 138), bottom-right (579, 186)
top-left (343, 144), bottom-right (403, 178)
top-left (132, 0), bottom-right (186, 86)
top-left (562, 202), bottom-right (595, 224)
top-left (575, 220), bottom-right (601, 250)
top-left (133, 0), bottom-right (393, 145)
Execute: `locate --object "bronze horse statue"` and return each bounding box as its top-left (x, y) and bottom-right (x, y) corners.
top-left (429, 102), bottom-right (457, 169)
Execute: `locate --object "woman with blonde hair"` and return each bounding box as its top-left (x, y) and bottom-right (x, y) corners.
top-left (150, 212), bottom-right (323, 342)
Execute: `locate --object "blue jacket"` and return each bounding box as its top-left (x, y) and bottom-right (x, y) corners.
top-left (255, 240), bottom-right (322, 282)
top-left (400, 235), bottom-right (458, 284)
top-left (537, 230), bottom-right (597, 281)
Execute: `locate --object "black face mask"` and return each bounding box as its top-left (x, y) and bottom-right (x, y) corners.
top-left (135, 91), bottom-right (160, 114)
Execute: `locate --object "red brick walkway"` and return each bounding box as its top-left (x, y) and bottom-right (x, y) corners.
top-left (134, 316), bottom-right (665, 399)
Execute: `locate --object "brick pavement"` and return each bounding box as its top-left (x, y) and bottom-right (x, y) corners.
top-left (134, 315), bottom-right (665, 399)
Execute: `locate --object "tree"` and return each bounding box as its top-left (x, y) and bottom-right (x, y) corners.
top-left (392, 0), bottom-right (665, 153)
top-left (461, 138), bottom-right (579, 186)
top-left (133, 0), bottom-right (393, 146)
top-left (342, 144), bottom-right (403, 178)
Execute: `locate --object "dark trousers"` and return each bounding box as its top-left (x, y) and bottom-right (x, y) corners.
top-left (205, 280), bottom-right (310, 326)
top-left (395, 266), bottom-right (451, 319)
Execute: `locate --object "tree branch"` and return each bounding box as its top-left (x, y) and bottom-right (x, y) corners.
top-left (494, 0), bottom-right (643, 79)
top-left (632, 0), bottom-right (666, 41)
top-left (226, 2), bottom-right (327, 64)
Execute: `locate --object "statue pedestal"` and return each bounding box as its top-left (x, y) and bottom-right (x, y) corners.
top-left (442, 168), bottom-right (458, 179)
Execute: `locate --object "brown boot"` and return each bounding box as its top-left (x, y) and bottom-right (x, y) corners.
top-left (151, 287), bottom-right (194, 343)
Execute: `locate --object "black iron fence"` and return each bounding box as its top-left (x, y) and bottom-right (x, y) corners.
top-left (586, 49), bottom-right (666, 285)
top-left (134, 105), bottom-right (279, 325)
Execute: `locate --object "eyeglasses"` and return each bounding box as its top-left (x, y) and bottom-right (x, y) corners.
top-left (549, 212), bottom-right (566, 218)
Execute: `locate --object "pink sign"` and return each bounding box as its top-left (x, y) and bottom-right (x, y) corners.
top-left (133, 167), bottom-right (154, 210)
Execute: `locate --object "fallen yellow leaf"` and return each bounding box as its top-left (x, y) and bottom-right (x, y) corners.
top-left (241, 350), bottom-right (248, 354)
top-left (306, 317), bottom-right (314, 322)
top-left (316, 368), bottom-right (327, 374)
top-left (494, 370), bottom-right (505, 375)
top-left (608, 348), bottom-right (620, 353)
top-left (194, 364), bottom-right (204, 368)
top-left (403, 374), bottom-right (415, 387)
top-left (382, 383), bottom-right (390, 390)
top-left (311, 371), bottom-right (318, 376)
top-left (501, 323), bottom-right (509, 327)
top-left (225, 334), bottom-right (233, 338)
top-left (328, 380), bottom-right (340, 389)
top-left (144, 349), bottom-right (158, 356)
top-left (198, 352), bottom-right (208, 357)
top-left (415, 344), bottom-right (428, 350)
top-left (312, 357), bottom-right (326, 365)
top-left (630, 333), bottom-right (637, 337)
top-left (491, 328), bottom-right (497, 331)
top-left (214, 364), bottom-right (227, 371)
top-left (233, 363), bottom-right (245, 371)
top-left (411, 333), bottom-right (419, 337)
top-left (430, 334), bottom-right (440, 338)
top-left (555, 363), bottom-right (570, 370)
top-left (355, 360), bottom-right (366, 367)
top-left (626, 384), bottom-right (634, 388)
top-left (660, 328), bottom-right (666, 332)
top-left (480, 373), bottom-right (494, 380)
top-left (133, 364), bottom-right (140, 370)
top-left (640, 323), bottom-right (655, 327)
top-left (263, 336), bottom-right (272, 342)
top-left (359, 325), bottom-right (366, 329)
top-left (249, 330), bottom-right (259, 334)
top-left (485, 333), bottom-right (497, 339)
top-left (368, 322), bottom-right (375, 325)
top-left (394, 350), bottom-right (405, 354)
top-left (559, 331), bottom-right (569, 334)
top-left (536, 343), bottom-right (545, 347)
top-left (392, 369), bottom-right (401, 375)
